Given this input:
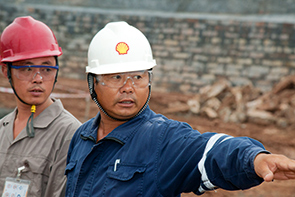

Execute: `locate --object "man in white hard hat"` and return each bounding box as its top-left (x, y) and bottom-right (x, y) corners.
top-left (0, 16), bottom-right (81, 197)
top-left (65, 21), bottom-right (295, 196)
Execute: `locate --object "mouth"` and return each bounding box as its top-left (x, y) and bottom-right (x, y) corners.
top-left (29, 85), bottom-right (44, 92)
top-left (119, 100), bottom-right (133, 104)
top-left (30, 89), bottom-right (43, 92)
top-left (117, 99), bottom-right (135, 107)
top-left (29, 87), bottom-right (44, 96)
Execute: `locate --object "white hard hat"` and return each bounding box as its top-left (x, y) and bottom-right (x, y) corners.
top-left (86, 21), bottom-right (156, 75)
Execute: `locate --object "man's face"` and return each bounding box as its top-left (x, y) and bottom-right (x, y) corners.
top-left (4, 56), bottom-right (57, 106)
top-left (95, 70), bottom-right (151, 120)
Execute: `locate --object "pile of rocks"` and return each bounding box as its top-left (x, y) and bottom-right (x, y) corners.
top-left (187, 75), bottom-right (295, 128)
top-left (153, 75), bottom-right (295, 128)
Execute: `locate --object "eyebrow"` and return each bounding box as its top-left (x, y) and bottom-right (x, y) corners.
top-left (21, 60), bottom-right (53, 66)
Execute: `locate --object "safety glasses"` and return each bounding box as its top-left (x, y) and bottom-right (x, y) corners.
top-left (96, 70), bottom-right (153, 88)
top-left (10, 65), bottom-right (58, 81)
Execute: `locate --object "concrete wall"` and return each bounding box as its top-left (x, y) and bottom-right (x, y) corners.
top-left (1, 3), bottom-right (295, 93)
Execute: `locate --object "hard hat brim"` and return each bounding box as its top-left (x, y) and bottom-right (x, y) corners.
top-left (86, 60), bottom-right (156, 75)
top-left (1, 48), bottom-right (62, 63)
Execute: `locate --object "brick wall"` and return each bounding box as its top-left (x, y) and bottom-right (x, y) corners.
top-left (1, 3), bottom-right (295, 93)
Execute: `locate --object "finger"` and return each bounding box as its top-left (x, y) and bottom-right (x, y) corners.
top-left (254, 154), bottom-right (295, 181)
top-left (263, 172), bottom-right (274, 182)
top-left (254, 154), bottom-right (274, 180)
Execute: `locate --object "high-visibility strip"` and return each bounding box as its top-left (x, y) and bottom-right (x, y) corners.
top-left (197, 133), bottom-right (233, 193)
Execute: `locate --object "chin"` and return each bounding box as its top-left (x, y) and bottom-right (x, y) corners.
top-left (111, 112), bottom-right (137, 120)
top-left (26, 98), bottom-right (50, 106)
top-left (116, 114), bottom-right (136, 120)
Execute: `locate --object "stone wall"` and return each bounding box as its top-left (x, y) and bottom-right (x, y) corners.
top-left (1, 3), bottom-right (295, 93)
top-left (4, 0), bottom-right (295, 14)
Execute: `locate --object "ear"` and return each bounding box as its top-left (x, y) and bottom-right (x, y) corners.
top-left (93, 75), bottom-right (98, 85)
top-left (1, 63), bottom-right (8, 78)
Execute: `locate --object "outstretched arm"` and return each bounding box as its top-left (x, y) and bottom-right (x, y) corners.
top-left (254, 153), bottom-right (295, 182)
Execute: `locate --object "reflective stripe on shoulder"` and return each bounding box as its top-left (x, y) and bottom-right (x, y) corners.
top-left (197, 133), bottom-right (233, 193)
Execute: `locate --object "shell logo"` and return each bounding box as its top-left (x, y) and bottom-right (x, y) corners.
top-left (116, 42), bottom-right (129, 55)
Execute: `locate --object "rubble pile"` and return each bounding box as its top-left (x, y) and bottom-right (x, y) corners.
top-left (153, 75), bottom-right (295, 128)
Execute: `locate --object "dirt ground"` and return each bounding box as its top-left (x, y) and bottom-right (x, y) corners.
top-left (1, 75), bottom-right (295, 197)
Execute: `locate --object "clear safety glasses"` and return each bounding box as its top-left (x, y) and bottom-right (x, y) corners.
top-left (10, 65), bottom-right (58, 81)
top-left (96, 70), bottom-right (153, 88)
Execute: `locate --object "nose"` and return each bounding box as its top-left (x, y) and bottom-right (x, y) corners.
top-left (120, 76), bottom-right (134, 93)
top-left (122, 76), bottom-right (135, 86)
top-left (32, 71), bottom-right (43, 81)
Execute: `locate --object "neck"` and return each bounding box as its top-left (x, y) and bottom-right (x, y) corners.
top-left (16, 98), bottom-right (53, 120)
top-left (13, 98), bottom-right (53, 139)
top-left (97, 112), bottom-right (127, 142)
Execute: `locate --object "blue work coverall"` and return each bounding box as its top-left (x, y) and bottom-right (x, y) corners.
top-left (65, 106), bottom-right (266, 196)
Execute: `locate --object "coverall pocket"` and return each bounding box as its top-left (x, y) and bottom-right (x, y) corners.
top-left (19, 157), bottom-right (51, 196)
top-left (105, 163), bottom-right (146, 196)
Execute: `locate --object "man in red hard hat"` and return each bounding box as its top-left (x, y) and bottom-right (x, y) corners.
top-left (0, 16), bottom-right (81, 197)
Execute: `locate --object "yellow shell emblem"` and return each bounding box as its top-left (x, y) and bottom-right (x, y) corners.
top-left (116, 42), bottom-right (129, 55)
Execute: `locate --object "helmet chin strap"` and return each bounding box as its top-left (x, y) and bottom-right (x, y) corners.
top-left (6, 57), bottom-right (59, 137)
top-left (87, 73), bottom-right (151, 122)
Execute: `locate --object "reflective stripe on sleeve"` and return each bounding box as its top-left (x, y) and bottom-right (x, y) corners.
top-left (197, 133), bottom-right (233, 193)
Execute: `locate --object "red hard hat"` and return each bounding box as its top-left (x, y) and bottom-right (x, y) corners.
top-left (0, 16), bottom-right (62, 63)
